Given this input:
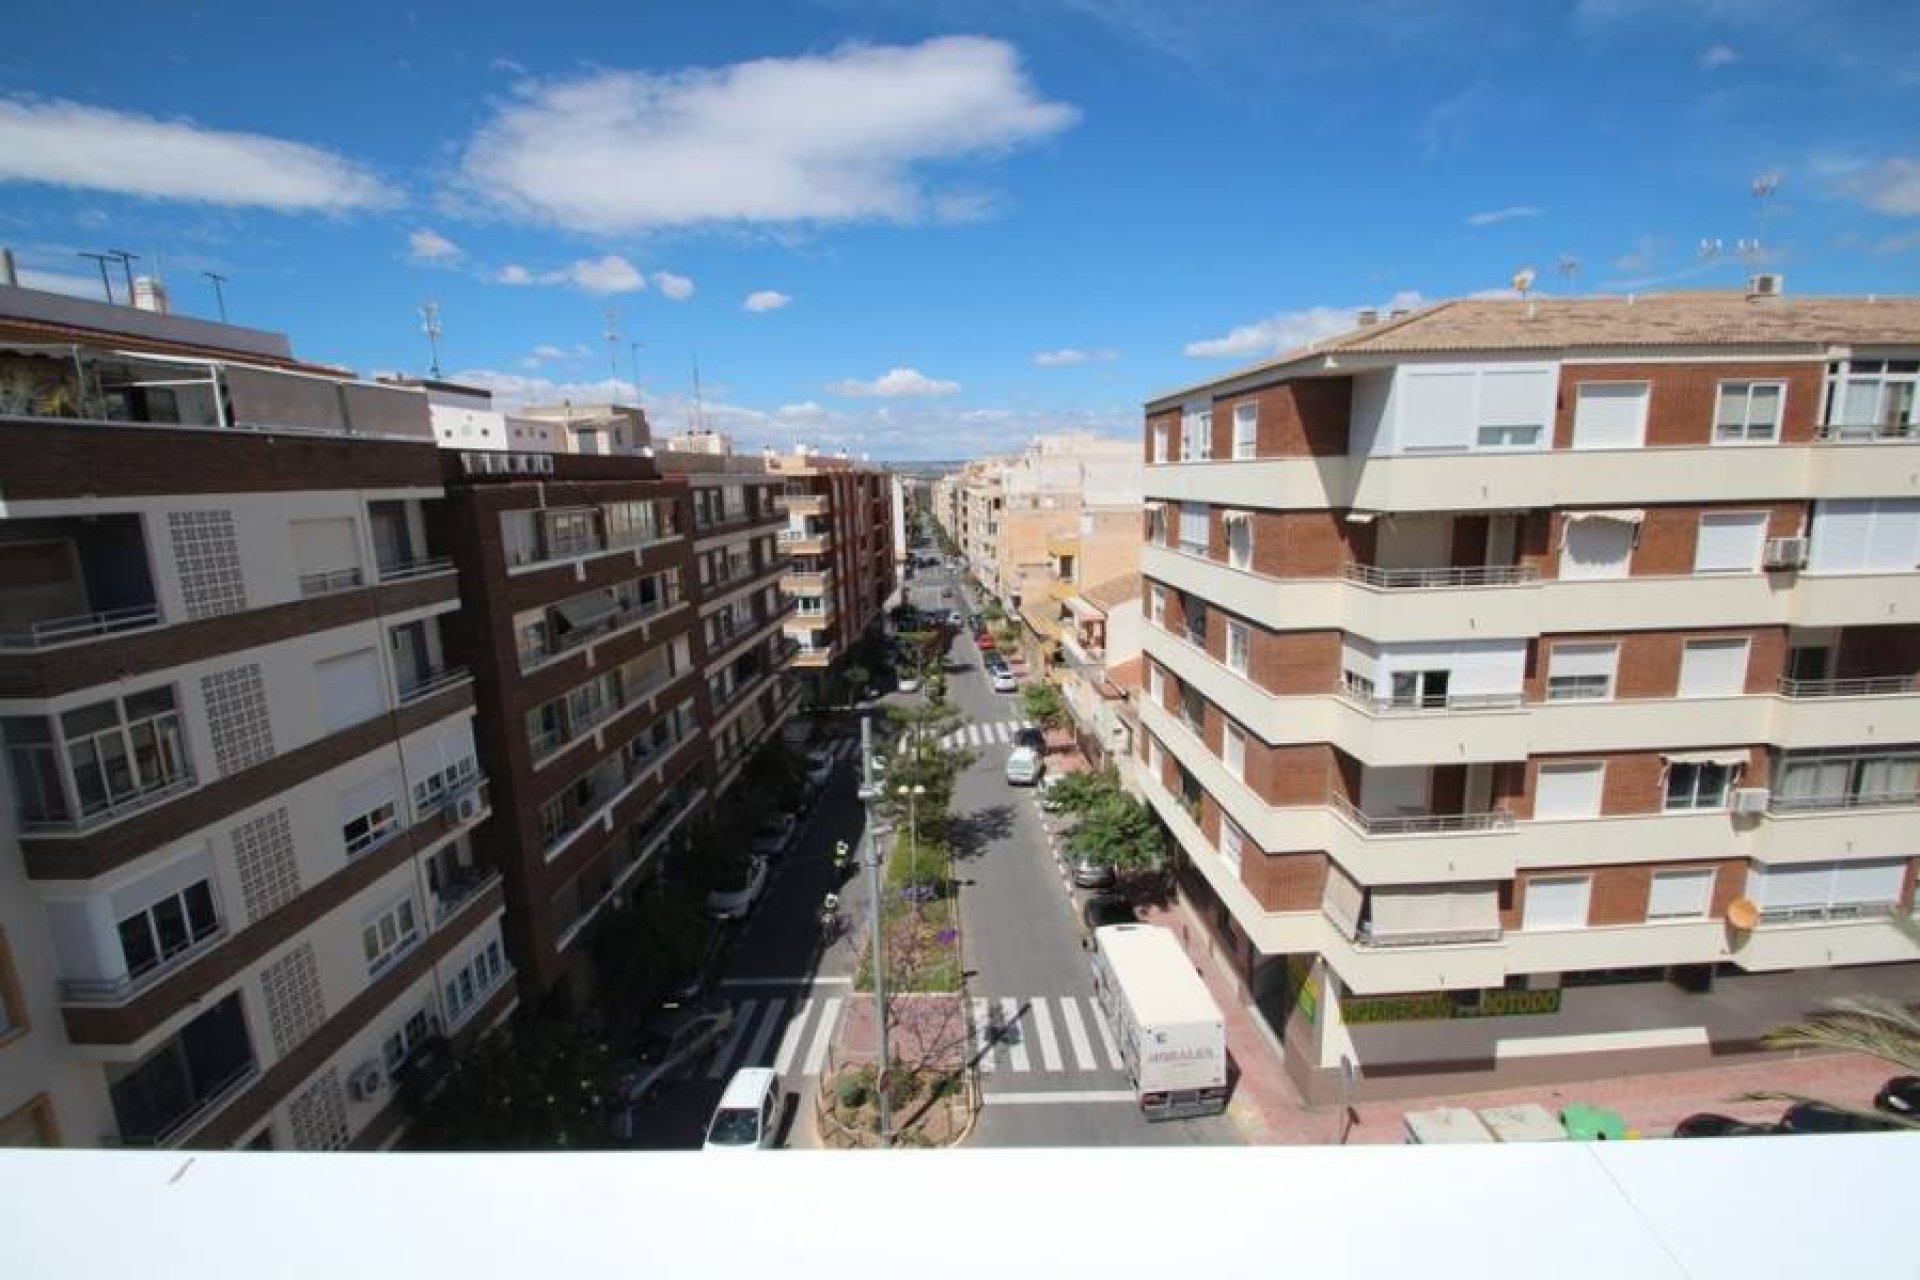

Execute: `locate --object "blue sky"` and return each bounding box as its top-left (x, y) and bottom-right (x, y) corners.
top-left (2, 0), bottom-right (1917, 459)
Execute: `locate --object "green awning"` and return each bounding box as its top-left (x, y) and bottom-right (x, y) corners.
top-left (1559, 1104), bottom-right (1627, 1141)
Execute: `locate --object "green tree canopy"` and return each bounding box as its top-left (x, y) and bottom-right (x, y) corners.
top-left (1019, 680), bottom-right (1068, 732)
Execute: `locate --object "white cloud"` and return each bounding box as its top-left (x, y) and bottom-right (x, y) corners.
top-left (827, 367), bottom-right (961, 397)
top-left (455, 37), bottom-right (1078, 233)
top-left (651, 271), bottom-right (695, 300)
top-left (778, 401), bottom-right (826, 418)
top-left (1837, 157), bottom-right (1920, 216)
top-left (407, 228), bottom-right (461, 262)
top-left (494, 254), bottom-right (647, 293)
top-left (1033, 347), bottom-right (1118, 366)
top-left (1183, 291), bottom-right (1426, 360)
top-left (1699, 44), bottom-right (1739, 70)
top-left (17, 266), bottom-right (105, 299)
top-left (0, 98), bottom-right (394, 211)
top-left (1466, 205), bottom-right (1542, 227)
top-left (744, 290), bottom-right (792, 312)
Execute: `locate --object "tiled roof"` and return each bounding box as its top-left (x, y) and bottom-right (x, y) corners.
top-left (1080, 571), bottom-right (1142, 611)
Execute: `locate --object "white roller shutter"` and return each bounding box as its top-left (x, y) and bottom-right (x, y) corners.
top-left (1522, 875), bottom-right (1591, 930)
top-left (1647, 868), bottom-right (1714, 919)
top-left (1832, 859), bottom-right (1904, 907)
top-left (1371, 886), bottom-right (1497, 939)
top-left (1398, 370), bottom-right (1476, 451)
top-left (1560, 519), bottom-right (1634, 579)
top-left (291, 518), bottom-right (360, 578)
top-left (1534, 763), bottom-right (1604, 819)
top-left (1865, 501), bottom-right (1920, 571)
top-left (1478, 367), bottom-right (1554, 427)
top-left (1809, 500), bottom-right (1873, 573)
top-left (1571, 383), bottom-right (1649, 450)
top-left (1694, 512), bottom-right (1767, 573)
top-left (316, 648), bottom-right (385, 732)
top-left (1678, 638), bottom-right (1749, 697)
top-left (339, 769), bottom-right (398, 823)
top-left (1549, 642), bottom-right (1618, 681)
top-left (1750, 863), bottom-right (1834, 911)
top-left (1323, 864), bottom-right (1364, 934)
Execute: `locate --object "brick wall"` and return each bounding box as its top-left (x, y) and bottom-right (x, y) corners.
top-left (1526, 627), bottom-right (1787, 701)
top-left (1245, 850), bottom-right (1330, 911)
top-left (1515, 746), bottom-right (1764, 818)
top-left (1250, 629), bottom-right (1342, 695)
top-left (1250, 509), bottom-right (1369, 577)
top-left (1551, 360), bottom-right (1825, 449)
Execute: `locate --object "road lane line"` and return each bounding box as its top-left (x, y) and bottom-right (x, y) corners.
top-left (971, 997), bottom-right (996, 1073)
top-left (1056, 996), bottom-right (1096, 1070)
top-left (1000, 998), bottom-right (1031, 1072)
top-left (802, 997), bottom-right (841, 1075)
top-left (981, 1090), bottom-right (1136, 1106)
top-left (773, 998), bottom-right (814, 1074)
top-left (1089, 997), bottom-right (1121, 1066)
top-left (709, 999), bottom-right (757, 1078)
top-left (742, 996), bottom-right (786, 1068)
top-left (1029, 997), bottom-right (1063, 1072)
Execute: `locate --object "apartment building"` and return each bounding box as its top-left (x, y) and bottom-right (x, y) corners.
top-left (764, 450), bottom-right (896, 685)
top-left (0, 283), bottom-right (509, 1150)
top-left (1058, 573), bottom-right (1145, 771)
top-left (1137, 284), bottom-right (1920, 1100)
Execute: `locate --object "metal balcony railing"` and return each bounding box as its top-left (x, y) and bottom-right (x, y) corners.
top-left (0, 604), bottom-right (163, 649)
top-left (1355, 922), bottom-right (1504, 949)
top-left (298, 567), bottom-right (364, 597)
top-left (376, 555), bottom-right (455, 583)
top-left (431, 865), bottom-right (500, 927)
top-left (1756, 900), bottom-right (1899, 925)
top-left (1777, 675), bottom-right (1918, 698)
top-left (1329, 792), bottom-right (1516, 836)
top-left (60, 924), bottom-right (229, 1004)
top-left (1815, 421), bottom-right (1920, 443)
top-left (1767, 788), bottom-right (1920, 815)
top-left (397, 665), bottom-right (472, 706)
top-left (1343, 563), bottom-right (1540, 590)
top-left (1336, 678), bottom-right (1525, 714)
top-left (107, 1061), bottom-right (259, 1150)
top-left (17, 770), bottom-right (198, 836)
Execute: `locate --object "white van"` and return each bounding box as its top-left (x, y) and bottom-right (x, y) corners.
top-left (703, 1067), bottom-right (780, 1151)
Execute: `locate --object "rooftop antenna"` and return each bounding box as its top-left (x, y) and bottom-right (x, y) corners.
top-left (78, 252), bottom-right (117, 303)
top-left (107, 249), bottom-right (140, 299)
top-left (602, 306), bottom-right (620, 393)
top-left (691, 352), bottom-right (710, 435)
top-left (628, 340), bottom-right (646, 407)
top-left (1555, 254), bottom-right (1581, 296)
top-left (203, 271), bottom-right (230, 322)
top-left (419, 301), bottom-right (443, 378)
top-left (1511, 266), bottom-right (1537, 318)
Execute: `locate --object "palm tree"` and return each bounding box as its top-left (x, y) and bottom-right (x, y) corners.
top-left (1745, 995), bottom-right (1920, 1127)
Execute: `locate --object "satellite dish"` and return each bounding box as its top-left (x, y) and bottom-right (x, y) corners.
top-left (1511, 267), bottom-right (1536, 295)
top-left (1725, 897), bottom-right (1759, 931)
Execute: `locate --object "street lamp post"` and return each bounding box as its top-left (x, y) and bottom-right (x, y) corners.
top-left (858, 712), bottom-right (891, 1145)
top-left (896, 783), bottom-right (927, 891)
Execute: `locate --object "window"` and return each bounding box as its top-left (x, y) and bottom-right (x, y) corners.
top-left (412, 757), bottom-right (478, 815)
top-left (382, 1008), bottom-right (436, 1073)
top-left (1750, 858), bottom-right (1906, 922)
top-left (1476, 423), bottom-right (1541, 448)
top-left (361, 898), bottom-right (419, 976)
top-left (1389, 669), bottom-right (1450, 709)
top-left (315, 649), bottom-right (384, 734)
top-left (1148, 663), bottom-right (1166, 705)
top-left (1571, 382), bottom-right (1650, 450)
top-left (1665, 761), bottom-right (1735, 811)
top-left (1219, 814), bottom-right (1245, 874)
top-left (1232, 403), bottom-right (1258, 459)
top-left (1224, 512), bottom-right (1252, 570)
top-left (445, 937), bottom-right (507, 1025)
top-left (515, 613), bottom-right (552, 669)
top-left (1648, 869), bottom-right (1715, 920)
top-left (566, 671), bottom-right (620, 733)
top-left (526, 700), bottom-right (563, 757)
top-left (1179, 503), bottom-right (1209, 556)
top-left (1180, 684), bottom-right (1205, 733)
top-left (1180, 402), bottom-right (1211, 461)
top-left (1181, 593), bottom-right (1209, 647)
top-left (341, 774), bottom-right (401, 857)
top-left (1827, 358), bottom-right (1918, 436)
top-left (1560, 515), bottom-right (1636, 579)
top-left (1223, 722), bottom-right (1247, 781)
top-left (116, 880), bottom-right (220, 979)
top-left (1146, 504), bottom-right (1167, 545)
top-left (4, 687), bottom-right (190, 825)
top-left (1694, 512), bottom-right (1768, 573)
top-left (1545, 642), bottom-right (1618, 701)
top-left (1152, 423), bottom-right (1169, 463)
top-left (1677, 638), bottom-right (1750, 697)
top-left (1148, 584), bottom-right (1166, 626)
top-left (1147, 737), bottom-right (1165, 780)
top-left (1715, 382), bottom-right (1784, 443)
top-left (542, 509), bottom-right (600, 558)
top-left (1773, 751), bottom-right (1920, 811)
top-left (1226, 620), bottom-right (1250, 675)
top-left (1807, 498), bottom-right (1920, 574)
top-left (1522, 874), bottom-right (1592, 931)
top-left (1534, 762), bottom-right (1604, 820)
top-left (499, 510), bottom-right (538, 566)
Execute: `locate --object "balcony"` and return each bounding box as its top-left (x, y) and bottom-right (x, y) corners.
top-left (15, 768), bottom-right (198, 837)
top-left (791, 646), bottom-right (834, 669)
top-left (779, 528), bottom-right (832, 556)
top-left (1815, 420), bottom-right (1920, 443)
top-left (1777, 675), bottom-right (1919, 698)
top-left (782, 568), bottom-right (833, 594)
top-left (1342, 562), bottom-right (1539, 590)
top-left (298, 567), bottom-right (364, 598)
top-left (396, 664), bottom-right (471, 707)
top-left (0, 604), bottom-right (164, 650)
top-left (0, 514), bottom-right (163, 649)
top-left (59, 922), bottom-right (229, 1005)
top-left (430, 862), bottom-right (501, 928)
top-left (105, 992), bottom-right (255, 1148)
top-left (1328, 792), bottom-right (1516, 836)
top-left (376, 555), bottom-right (455, 584)
top-left (777, 492), bottom-right (828, 516)
top-left (789, 608), bottom-right (833, 630)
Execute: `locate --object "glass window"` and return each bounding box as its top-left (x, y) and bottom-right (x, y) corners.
top-left (116, 880), bottom-right (220, 979)
top-left (1179, 504), bottom-right (1209, 555)
top-left (1664, 761), bottom-right (1733, 811)
top-left (1715, 382), bottom-right (1784, 443)
top-left (1226, 620), bottom-right (1250, 674)
top-left (1232, 403), bottom-right (1258, 459)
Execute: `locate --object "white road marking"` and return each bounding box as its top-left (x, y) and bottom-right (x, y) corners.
top-left (1091, 998), bottom-right (1121, 1066)
top-left (1056, 996), bottom-right (1097, 1071)
top-left (1000, 997), bottom-right (1031, 1072)
top-left (708, 1000), bottom-right (757, 1078)
top-left (970, 997), bottom-right (996, 1073)
top-left (981, 1090), bottom-right (1137, 1106)
top-left (742, 997), bottom-right (786, 1068)
top-left (773, 998), bottom-right (814, 1074)
top-left (802, 997), bottom-right (841, 1075)
top-left (719, 975), bottom-right (851, 988)
top-left (1028, 997), bottom-right (1063, 1072)
top-left (992, 723), bottom-right (1012, 744)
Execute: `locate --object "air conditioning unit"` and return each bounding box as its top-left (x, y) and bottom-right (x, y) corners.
top-left (1731, 787), bottom-right (1771, 816)
top-left (1763, 536), bottom-right (1809, 570)
top-left (348, 1060), bottom-right (386, 1101)
top-left (1748, 272), bottom-right (1784, 298)
top-left (451, 791), bottom-right (484, 824)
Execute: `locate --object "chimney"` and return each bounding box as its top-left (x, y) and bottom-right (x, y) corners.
top-left (1747, 273), bottom-right (1784, 300)
top-left (0, 247), bottom-right (15, 287)
top-left (1356, 308), bottom-right (1379, 327)
top-left (132, 275), bottom-right (170, 314)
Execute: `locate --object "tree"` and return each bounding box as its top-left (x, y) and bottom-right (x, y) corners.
top-left (1070, 789), bottom-right (1168, 879)
top-left (405, 1014), bottom-right (619, 1150)
top-left (1743, 996), bottom-right (1920, 1128)
top-left (1019, 681), bottom-right (1068, 733)
top-left (879, 702), bottom-right (974, 840)
top-left (841, 663), bottom-right (871, 705)
top-left (1050, 766), bottom-right (1121, 816)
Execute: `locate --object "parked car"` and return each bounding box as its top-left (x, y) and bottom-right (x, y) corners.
top-left (706, 855), bottom-right (771, 920)
top-left (976, 631), bottom-right (996, 651)
top-left (897, 673), bottom-right (923, 694)
top-left (1672, 1113), bottom-right (1778, 1138)
top-left (1081, 892), bottom-right (1136, 934)
top-left (1778, 1100), bottom-right (1901, 1134)
top-left (1004, 745), bottom-right (1044, 785)
top-left (751, 813), bottom-right (799, 859)
top-left (1874, 1076), bottom-right (1920, 1119)
top-left (804, 748), bottom-right (836, 792)
top-left (661, 929), bottom-right (728, 1004)
top-left (624, 1005), bottom-right (735, 1103)
top-left (704, 1067), bottom-right (781, 1151)
top-left (1072, 854), bottom-right (1117, 889)
top-left (991, 668), bottom-right (1019, 694)
top-left (1015, 726), bottom-right (1046, 752)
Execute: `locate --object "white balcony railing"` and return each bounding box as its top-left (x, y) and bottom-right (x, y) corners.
top-left (0, 604), bottom-right (163, 649)
top-left (397, 665), bottom-right (472, 706)
top-left (298, 567), bottom-right (364, 597)
top-left (1777, 675), bottom-right (1918, 698)
top-left (1342, 562), bottom-right (1541, 590)
top-left (376, 555), bottom-right (455, 583)
top-left (1328, 792), bottom-right (1517, 836)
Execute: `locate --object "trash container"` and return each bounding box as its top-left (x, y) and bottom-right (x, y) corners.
top-left (1560, 1103), bottom-right (1628, 1141)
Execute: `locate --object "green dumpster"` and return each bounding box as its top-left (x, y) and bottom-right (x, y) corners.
top-left (1560, 1104), bottom-right (1627, 1141)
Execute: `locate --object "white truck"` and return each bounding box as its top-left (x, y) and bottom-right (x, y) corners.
top-left (1088, 924), bottom-right (1229, 1120)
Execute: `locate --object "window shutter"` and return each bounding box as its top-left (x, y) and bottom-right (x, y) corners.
top-left (1694, 513), bottom-right (1767, 572)
top-left (1571, 383), bottom-right (1649, 449)
top-left (1647, 868), bottom-right (1714, 919)
top-left (1397, 371), bottom-right (1476, 451)
top-left (1809, 500), bottom-right (1872, 572)
top-left (1549, 642), bottom-right (1618, 682)
top-left (316, 649), bottom-right (384, 733)
top-left (1534, 763), bottom-right (1604, 819)
top-left (1522, 875), bottom-right (1592, 930)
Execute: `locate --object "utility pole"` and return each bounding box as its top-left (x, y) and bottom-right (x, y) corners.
top-left (858, 713), bottom-right (890, 1145)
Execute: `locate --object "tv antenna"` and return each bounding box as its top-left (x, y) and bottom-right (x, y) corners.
top-left (628, 340), bottom-right (647, 406)
top-left (203, 271), bottom-right (230, 322)
top-left (691, 352), bottom-right (710, 434)
top-left (78, 252), bottom-right (117, 303)
top-left (419, 301), bottom-right (443, 378)
top-left (1511, 266), bottom-right (1537, 296)
top-left (602, 306), bottom-right (621, 392)
top-left (107, 249), bottom-right (140, 298)
top-left (1555, 254), bottom-right (1581, 295)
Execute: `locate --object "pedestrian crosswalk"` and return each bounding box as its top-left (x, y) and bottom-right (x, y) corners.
top-left (895, 720), bottom-right (1035, 753)
top-left (696, 990), bottom-right (1124, 1086)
